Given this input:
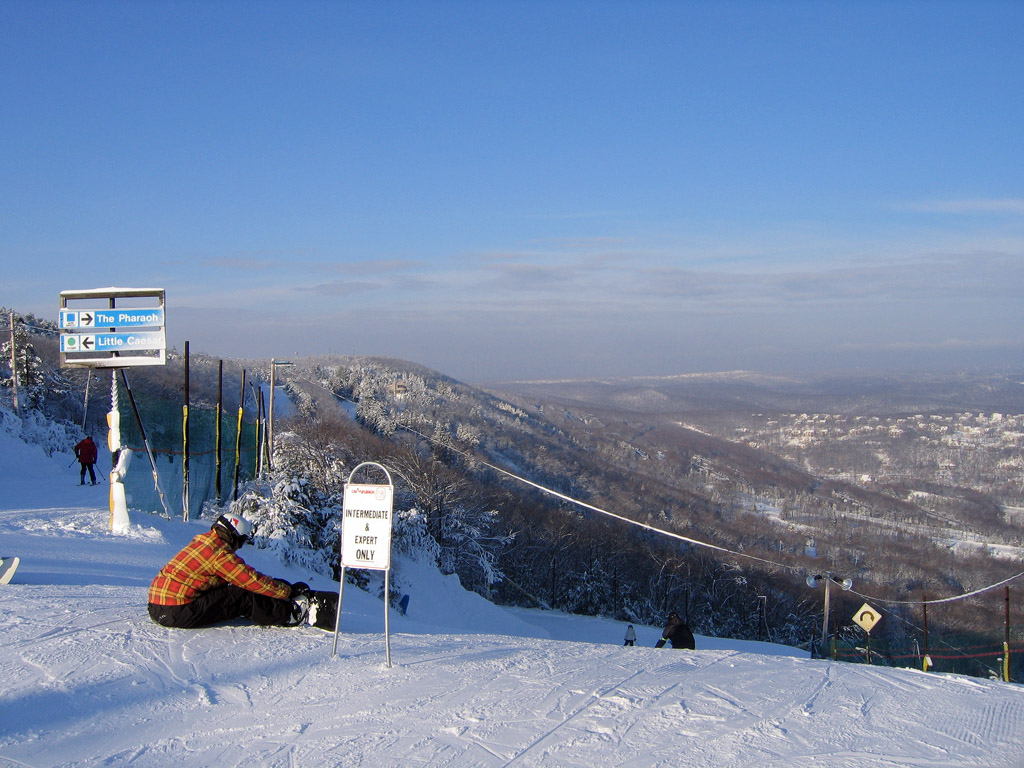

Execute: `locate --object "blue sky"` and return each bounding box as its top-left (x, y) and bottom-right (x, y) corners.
top-left (4, 0), bottom-right (1022, 382)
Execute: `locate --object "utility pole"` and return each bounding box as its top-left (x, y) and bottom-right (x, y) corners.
top-left (807, 573), bottom-right (853, 659)
top-left (8, 311), bottom-right (19, 415)
top-left (182, 341), bottom-right (190, 521)
top-left (215, 360), bottom-right (223, 500)
top-left (268, 359), bottom-right (292, 470)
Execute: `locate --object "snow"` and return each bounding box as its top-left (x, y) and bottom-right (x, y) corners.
top-left (3, 414), bottom-right (1024, 767)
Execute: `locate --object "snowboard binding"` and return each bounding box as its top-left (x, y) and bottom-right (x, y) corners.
top-left (307, 590), bottom-right (339, 630)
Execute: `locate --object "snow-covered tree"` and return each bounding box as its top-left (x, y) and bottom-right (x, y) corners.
top-left (439, 505), bottom-right (511, 597)
top-left (1, 317), bottom-right (49, 410)
top-left (225, 475), bottom-right (342, 579)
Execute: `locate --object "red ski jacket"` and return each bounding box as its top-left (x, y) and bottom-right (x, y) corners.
top-left (74, 437), bottom-right (97, 464)
top-left (148, 529), bottom-right (290, 606)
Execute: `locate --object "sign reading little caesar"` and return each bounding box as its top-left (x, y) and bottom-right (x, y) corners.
top-left (60, 331), bottom-right (166, 353)
top-left (341, 483), bottom-right (394, 571)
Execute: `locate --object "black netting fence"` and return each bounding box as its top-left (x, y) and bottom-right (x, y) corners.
top-left (818, 629), bottom-right (1024, 682)
top-left (115, 395), bottom-right (262, 519)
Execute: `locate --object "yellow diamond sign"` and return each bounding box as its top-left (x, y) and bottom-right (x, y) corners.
top-left (853, 602), bottom-right (881, 633)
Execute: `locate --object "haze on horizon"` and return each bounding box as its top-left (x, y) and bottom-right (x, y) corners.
top-left (3, 1), bottom-right (1022, 383)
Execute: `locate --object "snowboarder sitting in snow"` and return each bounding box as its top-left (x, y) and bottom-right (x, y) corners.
top-left (148, 514), bottom-right (311, 629)
top-left (654, 612), bottom-right (695, 650)
top-left (73, 435), bottom-right (98, 486)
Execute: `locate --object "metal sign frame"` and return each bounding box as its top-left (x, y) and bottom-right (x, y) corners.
top-left (58, 288), bottom-right (170, 535)
top-left (59, 287), bottom-right (167, 368)
top-left (340, 483), bottom-right (394, 570)
top-left (332, 461), bottom-right (396, 667)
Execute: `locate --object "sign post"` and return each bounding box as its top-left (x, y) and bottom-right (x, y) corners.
top-left (853, 602), bottom-right (882, 664)
top-left (59, 288), bottom-right (168, 531)
top-left (332, 462), bottom-right (396, 666)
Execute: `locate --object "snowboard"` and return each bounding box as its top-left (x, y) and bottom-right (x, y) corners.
top-left (0, 557), bottom-right (20, 585)
top-left (306, 590), bottom-right (339, 630)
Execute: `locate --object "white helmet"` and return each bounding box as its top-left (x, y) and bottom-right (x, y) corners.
top-left (213, 514), bottom-right (254, 547)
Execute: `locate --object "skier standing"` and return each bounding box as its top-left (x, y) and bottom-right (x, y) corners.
top-left (148, 514), bottom-right (311, 629)
top-left (624, 624), bottom-right (637, 646)
top-left (73, 435), bottom-right (98, 485)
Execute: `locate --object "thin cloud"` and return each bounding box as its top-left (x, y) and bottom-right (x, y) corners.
top-left (638, 249), bottom-right (1024, 307)
top-left (898, 199), bottom-right (1024, 215)
top-left (305, 279), bottom-right (385, 296)
top-left (314, 259), bottom-right (424, 275)
top-left (204, 257), bottom-right (289, 270)
top-left (202, 249), bottom-right (324, 271)
top-left (838, 338), bottom-right (1022, 353)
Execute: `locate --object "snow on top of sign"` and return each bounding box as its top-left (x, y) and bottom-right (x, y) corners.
top-left (60, 287), bottom-right (165, 299)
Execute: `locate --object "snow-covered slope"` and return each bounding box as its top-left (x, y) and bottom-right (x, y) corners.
top-left (2, 412), bottom-right (1023, 768)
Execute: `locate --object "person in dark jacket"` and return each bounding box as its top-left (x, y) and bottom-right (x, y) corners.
top-left (73, 435), bottom-right (98, 485)
top-left (654, 612), bottom-right (696, 649)
top-left (148, 514), bottom-right (310, 629)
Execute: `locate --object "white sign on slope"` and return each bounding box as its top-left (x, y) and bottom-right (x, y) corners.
top-left (341, 483), bottom-right (394, 570)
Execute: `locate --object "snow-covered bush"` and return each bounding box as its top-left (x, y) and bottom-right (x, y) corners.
top-left (1, 311), bottom-right (77, 422)
top-left (1, 404), bottom-right (82, 458)
top-left (392, 507), bottom-right (439, 563)
top-left (222, 475), bottom-right (342, 579)
top-left (439, 506), bottom-right (511, 598)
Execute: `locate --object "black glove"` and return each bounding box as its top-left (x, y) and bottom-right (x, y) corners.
top-left (654, 639), bottom-right (666, 649)
top-left (289, 581), bottom-right (310, 598)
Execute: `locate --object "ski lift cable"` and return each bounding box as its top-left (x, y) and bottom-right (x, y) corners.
top-left (848, 568), bottom-right (1024, 607)
top-left (0, 319), bottom-right (60, 335)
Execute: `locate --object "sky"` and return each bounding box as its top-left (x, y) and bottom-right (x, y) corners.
top-left (3, 0), bottom-right (1023, 383)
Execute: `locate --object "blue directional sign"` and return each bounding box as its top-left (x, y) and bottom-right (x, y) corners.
top-left (60, 331), bottom-right (166, 353)
top-left (59, 287), bottom-right (167, 369)
top-left (59, 308), bottom-right (164, 329)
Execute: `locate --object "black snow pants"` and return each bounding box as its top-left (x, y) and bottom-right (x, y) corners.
top-left (148, 584), bottom-right (296, 629)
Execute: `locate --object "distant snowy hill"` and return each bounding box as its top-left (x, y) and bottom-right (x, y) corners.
top-left (2, 408), bottom-right (1024, 768)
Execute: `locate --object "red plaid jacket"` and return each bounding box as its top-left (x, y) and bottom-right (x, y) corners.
top-left (148, 529), bottom-right (290, 606)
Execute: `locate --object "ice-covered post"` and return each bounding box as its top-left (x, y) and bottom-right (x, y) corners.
top-left (108, 371), bottom-right (132, 533)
